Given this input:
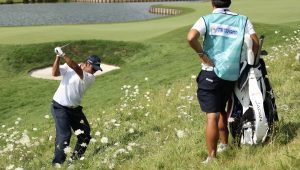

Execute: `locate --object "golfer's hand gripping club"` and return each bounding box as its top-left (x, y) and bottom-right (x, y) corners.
top-left (54, 47), bottom-right (65, 58)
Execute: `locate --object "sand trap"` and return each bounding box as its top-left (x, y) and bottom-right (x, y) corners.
top-left (29, 64), bottom-right (120, 80)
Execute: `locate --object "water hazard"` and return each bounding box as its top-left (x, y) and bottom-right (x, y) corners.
top-left (0, 3), bottom-right (164, 26)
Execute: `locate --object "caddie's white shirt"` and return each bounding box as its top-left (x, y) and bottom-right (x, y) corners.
top-left (192, 8), bottom-right (256, 35)
top-left (53, 63), bottom-right (95, 107)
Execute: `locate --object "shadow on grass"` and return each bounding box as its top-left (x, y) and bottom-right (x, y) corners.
top-left (273, 121), bottom-right (300, 145)
top-left (229, 119), bottom-right (300, 146)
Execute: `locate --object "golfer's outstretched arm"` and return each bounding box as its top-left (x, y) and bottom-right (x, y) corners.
top-left (63, 55), bottom-right (83, 80)
top-left (52, 56), bottom-right (61, 77)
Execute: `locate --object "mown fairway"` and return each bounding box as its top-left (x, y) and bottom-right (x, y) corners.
top-left (0, 0), bottom-right (299, 169)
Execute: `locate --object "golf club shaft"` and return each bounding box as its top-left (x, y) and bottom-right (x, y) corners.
top-left (61, 43), bottom-right (70, 49)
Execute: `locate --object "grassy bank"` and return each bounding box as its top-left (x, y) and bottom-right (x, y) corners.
top-left (0, 0), bottom-right (299, 169)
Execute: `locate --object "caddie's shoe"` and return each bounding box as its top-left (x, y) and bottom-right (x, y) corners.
top-left (52, 163), bottom-right (62, 169)
top-left (201, 156), bottom-right (215, 164)
top-left (217, 143), bottom-right (228, 153)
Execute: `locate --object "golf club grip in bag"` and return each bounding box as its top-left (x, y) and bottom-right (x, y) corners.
top-left (255, 35), bottom-right (264, 65)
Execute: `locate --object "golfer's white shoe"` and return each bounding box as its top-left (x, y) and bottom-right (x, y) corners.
top-left (217, 143), bottom-right (228, 153)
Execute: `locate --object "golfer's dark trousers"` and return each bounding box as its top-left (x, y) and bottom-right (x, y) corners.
top-left (51, 100), bottom-right (91, 164)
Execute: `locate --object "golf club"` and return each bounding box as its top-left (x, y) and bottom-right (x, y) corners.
top-left (60, 43), bottom-right (70, 49)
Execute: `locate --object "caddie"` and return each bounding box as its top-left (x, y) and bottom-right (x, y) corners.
top-left (187, 0), bottom-right (259, 163)
top-left (51, 46), bottom-right (102, 166)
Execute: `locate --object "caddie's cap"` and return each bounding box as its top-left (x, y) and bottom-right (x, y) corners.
top-left (87, 55), bottom-right (103, 71)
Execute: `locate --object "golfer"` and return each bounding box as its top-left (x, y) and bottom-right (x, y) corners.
top-left (187, 0), bottom-right (259, 163)
top-left (51, 46), bottom-right (102, 166)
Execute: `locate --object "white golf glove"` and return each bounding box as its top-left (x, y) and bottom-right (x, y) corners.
top-left (54, 47), bottom-right (65, 57)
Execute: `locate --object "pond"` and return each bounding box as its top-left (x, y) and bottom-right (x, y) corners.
top-left (0, 2), bottom-right (167, 26)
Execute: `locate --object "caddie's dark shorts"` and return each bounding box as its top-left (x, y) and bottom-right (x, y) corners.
top-left (196, 70), bottom-right (235, 113)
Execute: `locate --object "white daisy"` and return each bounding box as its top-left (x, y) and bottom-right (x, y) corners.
top-left (5, 164), bottom-right (14, 170)
top-left (101, 137), bottom-right (108, 144)
top-left (63, 146), bottom-right (72, 154)
top-left (74, 129), bottom-right (84, 136)
top-left (128, 128), bottom-right (134, 134)
top-left (80, 143), bottom-right (87, 147)
top-left (175, 129), bottom-right (185, 138)
top-left (108, 163), bottom-right (115, 169)
top-left (90, 138), bottom-right (97, 143)
top-left (127, 145), bottom-right (133, 151)
top-left (15, 167), bottom-right (24, 170)
top-left (166, 89), bottom-right (172, 96)
top-left (19, 133), bottom-right (31, 146)
top-left (95, 131), bottom-right (101, 136)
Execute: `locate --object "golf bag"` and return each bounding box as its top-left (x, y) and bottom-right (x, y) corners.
top-left (227, 35), bottom-right (279, 145)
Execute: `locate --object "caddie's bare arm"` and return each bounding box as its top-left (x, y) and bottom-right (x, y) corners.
top-left (52, 56), bottom-right (61, 77)
top-left (187, 29), bottom-right (214, 66)
top-left (63, 55), bottom-right (84, 80)
top-left (251, 33), bottom-right (259, 57)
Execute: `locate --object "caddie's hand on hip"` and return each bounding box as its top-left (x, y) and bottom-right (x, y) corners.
top-left (54, 47), bottom-right (65, 58)
top-left (201, 54), bottom-right (214, 67)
